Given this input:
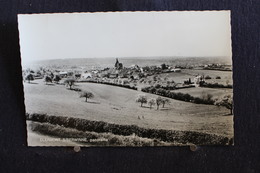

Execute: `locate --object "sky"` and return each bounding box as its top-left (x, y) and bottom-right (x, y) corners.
top-left (18, 11), bottom-right (232, 65)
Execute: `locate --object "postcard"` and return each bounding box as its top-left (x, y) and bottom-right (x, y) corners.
top-left (18, 11), bottom-right (233, 146)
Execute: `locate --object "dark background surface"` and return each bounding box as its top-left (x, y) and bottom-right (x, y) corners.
top-left (0, 0), bottom-right (259, 172)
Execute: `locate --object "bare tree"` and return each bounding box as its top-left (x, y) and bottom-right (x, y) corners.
top-left (148, 98), bottom-right (156, 109)
top-left (80, 91), bottom-right (94, 102)
top-left (136, 94), bottom-right (147, 107)
top-left (161, 98), bottom-right (170, 108)
top-left (64, 79), bottom-right (75, 89)
top-left (156, 97), bottom-right (163, 110)
top-left (215, 95), bottom-right (233, 115)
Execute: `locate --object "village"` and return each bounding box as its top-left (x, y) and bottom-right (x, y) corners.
top-left (23, 58), bottom-right (232, 91)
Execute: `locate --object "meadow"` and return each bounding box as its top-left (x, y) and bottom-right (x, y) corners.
top-left (24, 57), bottom-right (233, 146)
top-left (24, 78), bottom-right (233, 144)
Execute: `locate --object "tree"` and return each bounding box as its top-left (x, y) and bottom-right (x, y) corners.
top-left (44, 76), bottom-right (52, 84)
top-left (136, 94), bottom-right (147, 107)
top-left (156, 97), bottom-right (163, 110)
top-left (215, 95), bottom-right (233, 115)
top-left (80, 91), bottom-right (94, 102)
top-left (161, 63), bottom-right (167, 70)
top-left (64, 79), bottom-right (75, 89)
top-left (161, 98), bottom-right (170, 108)
top-left (50, 72), bottom-right (54, 79)
top-left (25, 74), bottom-right (34, 83)
top-left (148, 98), bottom-right (156, 109)
top-left (53, 75), bottom-right (61, 83)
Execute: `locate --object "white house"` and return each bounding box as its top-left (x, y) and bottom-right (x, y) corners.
top-left (81, 73), bottom-right (92, 79)
top-left (171, 68), bottom-right (181, 72)
top-left (59, 71), bottom-right (68, 78)
top-left (194, 75), bottom-right (203, 87)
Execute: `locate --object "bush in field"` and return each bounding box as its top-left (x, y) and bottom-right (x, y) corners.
top-left (136, 94), bottom-right (147, 107)
top-left (161, 98), bottom-right (170, 108)
top-left (44, 76), bottom-right (52, 84)
top-left (53, 75), bottom-right (61, 83)
top-left (147, 98), bottom-right (156, 109)
top-left (25, 74), bottom-right (34, 83)
top-left (205, 75), bottom-right (211, 80)
top-left (79, 91), bottom-right (94, 102)
top-left (215, 95), bottom-right (233, 115)
top-left (64, 78), bottom-right (75, 89)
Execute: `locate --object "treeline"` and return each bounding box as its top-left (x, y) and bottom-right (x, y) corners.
top-left (26, 113), bottom-right (232, 145)
top-left (152, 84), bottom-right (195, 90)
top-left (200, 82), bottom-right (233, 89)
top-left (141, 86), bottom-right (214, 105)
top-left (79, 80), bottom-right (138, 90)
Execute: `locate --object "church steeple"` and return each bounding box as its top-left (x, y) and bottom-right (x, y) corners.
top-left (115, 58), bottom-right (119, 68)
top-left (115, 58), bottom-right (123, 70)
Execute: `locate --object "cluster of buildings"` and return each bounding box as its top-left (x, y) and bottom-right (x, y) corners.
top-left (24, 58), bottom-right (184, 84)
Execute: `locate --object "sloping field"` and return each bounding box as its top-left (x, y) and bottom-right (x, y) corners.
top-left (24, 79), bottom-right (233, 137)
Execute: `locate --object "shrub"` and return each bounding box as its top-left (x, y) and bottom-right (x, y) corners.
top-left (205, 75), bottom-right (212, 80)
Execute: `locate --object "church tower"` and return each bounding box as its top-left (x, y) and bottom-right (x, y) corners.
top-left (115, 58), bottom-right (119, 68)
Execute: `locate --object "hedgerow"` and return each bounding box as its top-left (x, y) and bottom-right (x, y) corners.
top-left (27, 113), bottom-right (231, 145)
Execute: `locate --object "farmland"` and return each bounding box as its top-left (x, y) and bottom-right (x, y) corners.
top-left (24, 79), bottom-right (233, 138)
top-left (23, 57), bottom-right (233, 146)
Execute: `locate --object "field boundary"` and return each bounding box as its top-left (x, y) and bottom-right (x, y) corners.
top-left (26, 113), bottom-right (233, 145)
top-left (76, 80), bottom-right (138, 90)
top-left (141, 86), bottom-right (215, 105)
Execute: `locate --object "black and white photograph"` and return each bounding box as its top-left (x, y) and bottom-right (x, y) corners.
top-left (18, 11), bottom-right (233, 146)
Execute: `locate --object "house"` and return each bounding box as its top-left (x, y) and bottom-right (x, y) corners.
top-left (109, 73), bottom-right (118, 78)
top-left (171, 68), bottom-right (181, 72)
top-left (109, 69), bottom-right (119, 78)
top-left (194, 75), bottom-right (204, 87)
top-left (59, 71), bottom-right (68, 78)
top-left (81, 72), bottom-right (92, 79)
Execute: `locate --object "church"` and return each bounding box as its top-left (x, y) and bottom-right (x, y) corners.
top-left (114, 58), bottom-right (123, 70)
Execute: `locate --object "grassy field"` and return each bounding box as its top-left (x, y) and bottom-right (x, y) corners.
top-left (144, 69), bottom-right (232, 85)
top-left (182, 69), bottom-right (233, 85)
top-left (24, 79), bottom-right (233, 138)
